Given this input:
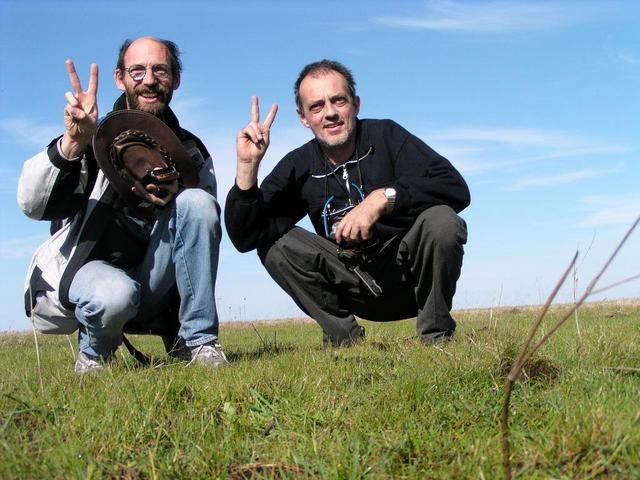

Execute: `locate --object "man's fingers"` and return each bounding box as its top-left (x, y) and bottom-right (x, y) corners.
top-left (240, 123), bottom-right (264, 144)
top-left (263, 103), bottom-right (279, 130)
top-left (131, 182), bottom-right (146, 198)
top-left (251, 95), bottom-right (260, 123)
top-left (65, 59), bottom-right (83, 94)
top-left (64, 104), bottom-right (87, 122)
top-left (334, 220), bottom-right (346, 244)
top-left (87, 63), bottom-right (99, 95)
top-left (65, 91), bottom-right (79, 107)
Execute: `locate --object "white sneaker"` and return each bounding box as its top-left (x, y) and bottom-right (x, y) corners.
top-left (186, 342), bottom-right (230, 367)
top-left (74, 351), bottom-right (106, 374)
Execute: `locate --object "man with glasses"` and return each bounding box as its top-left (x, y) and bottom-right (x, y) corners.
top-left (226, 60), bottom-right (470, 347)
top-left (18, 37), bottom-right (227, 372)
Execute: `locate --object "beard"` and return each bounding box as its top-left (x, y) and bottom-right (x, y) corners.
top-left (316, 121), bottom-right (357, 154)
top-left (125, 83), bottom-right (174, 117)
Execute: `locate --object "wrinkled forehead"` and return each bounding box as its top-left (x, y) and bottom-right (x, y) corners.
top-left (123, 38), bottom-right (170, 66)
top-left (299, 70), bottom-right (350, 102)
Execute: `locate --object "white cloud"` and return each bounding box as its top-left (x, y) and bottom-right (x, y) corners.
top-left (507, 167), bottom-right (618, 191)
top-left (0, 234), bottom-right (48, 260)
top-left (371, 0), bottom-right (606, 33)
top-left (616, 51), bottom-right (640, 66)
top-left (426, 126), bottom-right (628, 178)
top-left (167, 95), bottom-right (211, 128)
top-left (430, 126), bottom-right (626, 155)
top-left (0, 117), bottom-right (60, 149)
top-left (577, 194), bottom-right (640, 228)
top-left (431, 143), bottom-right (516, 175)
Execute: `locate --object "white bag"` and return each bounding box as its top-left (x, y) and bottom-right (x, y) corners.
top-left (24, 222), bottom-right (77, 334)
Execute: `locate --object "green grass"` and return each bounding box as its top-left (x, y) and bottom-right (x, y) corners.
top-left (1, 301), bottom-right (639, 479)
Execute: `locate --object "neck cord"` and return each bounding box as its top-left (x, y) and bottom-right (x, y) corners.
top-left (323, 147), bottom-right (365, 204)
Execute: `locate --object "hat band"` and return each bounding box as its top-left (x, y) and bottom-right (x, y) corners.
top-left (109, 129), bottom-right (175, 173)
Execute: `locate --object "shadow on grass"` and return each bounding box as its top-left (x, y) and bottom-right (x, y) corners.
top-left (227, 342), bottom-right (299, 362)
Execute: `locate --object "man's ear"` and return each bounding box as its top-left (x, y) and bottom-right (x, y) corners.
top-left (297, 109), bottom-right (310, 128)
top-left (114, 69), bottom-right (125, 91)
top-left (172, 73), bottom-right (180, 90)
top-left (353, 95), bottom-right (361, 116)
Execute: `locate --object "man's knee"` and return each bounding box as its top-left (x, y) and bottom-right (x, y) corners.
top-left (75, 277), bottom-right (140, 328)
top-left (414, 205), bottom-right (467, 250)
top-left (259, 227), bottom-right (320, 270)
top-left (175, 188), bottom-right (221, 229)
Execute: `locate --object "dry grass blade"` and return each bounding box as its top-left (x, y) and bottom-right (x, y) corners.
top-left (529, 217), bottom-right (640, 359)
top-left (590, 273), bottom-right (640, 296)
top-left (65, 335), bottom-right (75, 359)
top-left (27, 284), bottom-right (44, 394)
top-left (501, 214), bottom-right (640, 480)
top-left (572, 231), bottom-right (596, 342)
top-left (501, 251), bottom-right (577, 480)
top-left (506, 251), bottom-right (578, 383)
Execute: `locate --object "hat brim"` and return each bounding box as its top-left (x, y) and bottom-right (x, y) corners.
top-left (93, 110), bottom-right (198, 204)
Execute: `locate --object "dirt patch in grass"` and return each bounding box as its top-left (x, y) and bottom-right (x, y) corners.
top-left (500, 355), bottom-right (561, 382)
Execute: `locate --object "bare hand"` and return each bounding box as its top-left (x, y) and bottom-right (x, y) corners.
top-left (235, 96), bottom-right (278, 189)
top-left (132, 180), bottom-right (178, 207)
top-left (334, 189), bottom-right (387, 245)
top-left (61, 60), bottom-right (99, 158)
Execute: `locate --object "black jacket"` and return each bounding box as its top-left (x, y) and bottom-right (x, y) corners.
top-left (225, 118), bottom-right (470, 253)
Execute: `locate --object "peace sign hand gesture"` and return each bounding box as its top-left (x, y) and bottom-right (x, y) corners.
top-left (235, 96), bottom-right (278, 190)
top-left (60, 59), bottom-right (99, 159)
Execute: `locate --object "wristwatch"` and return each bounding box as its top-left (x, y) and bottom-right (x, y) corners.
top-left (383, 187), bottom-right (396, 213)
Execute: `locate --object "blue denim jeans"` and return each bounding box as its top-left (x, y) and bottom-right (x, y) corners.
top-left (69, 189), bottom-right (221, 358)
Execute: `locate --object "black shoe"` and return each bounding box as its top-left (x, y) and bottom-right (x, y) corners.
top-left (323, 325), bottom-right (366, 347)
top-left (420, 330), bottom-right (454, 345)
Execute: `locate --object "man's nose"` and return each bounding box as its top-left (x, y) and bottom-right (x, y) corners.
top-left (324, 103), bottom-right (338, 118)
top-left (142, 68), bottom-right (157, 85)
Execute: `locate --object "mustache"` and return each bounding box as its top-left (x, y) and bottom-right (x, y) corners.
top-left (134, 85), bottom-right (167, 97)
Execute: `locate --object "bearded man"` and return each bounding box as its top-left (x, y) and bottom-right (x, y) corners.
top-left (18, 37), bottom-right (227, 373)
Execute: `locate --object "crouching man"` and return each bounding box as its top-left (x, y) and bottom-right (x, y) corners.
top-left (18, 37), bottom-right (227, 372)
top-left (225, 60), bottom-right (470, 346)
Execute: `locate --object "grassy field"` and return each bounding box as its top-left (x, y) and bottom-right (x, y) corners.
top-left (1, 300), bottom-right (639, 479)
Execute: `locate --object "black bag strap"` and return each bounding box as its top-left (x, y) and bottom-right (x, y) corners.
top-left (122, 335), bottom-right (152, 366)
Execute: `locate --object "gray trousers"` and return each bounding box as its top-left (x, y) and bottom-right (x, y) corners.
top-left (259, 205), bottom-right (468, 346)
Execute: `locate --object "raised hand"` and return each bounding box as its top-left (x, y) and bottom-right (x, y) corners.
top-left (60, 60), bottom-right (99, 159)
top-left (235, 96), bottom-right (278, 190)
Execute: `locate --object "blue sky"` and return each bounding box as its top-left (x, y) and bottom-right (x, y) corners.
top-left (1, 1), bottom-right (638, 331)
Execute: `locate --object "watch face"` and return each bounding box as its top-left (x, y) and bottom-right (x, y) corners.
top-left (385, 187), bottom-right (396, 198)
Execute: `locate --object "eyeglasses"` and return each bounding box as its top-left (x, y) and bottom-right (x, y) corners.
top-left (123, 64), bottom-right (171, 82)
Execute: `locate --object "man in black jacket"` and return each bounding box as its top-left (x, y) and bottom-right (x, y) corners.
top-left (18, 37), bottom-right (227, 372)
top-left (225, 60), bottom-right (470, 346)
